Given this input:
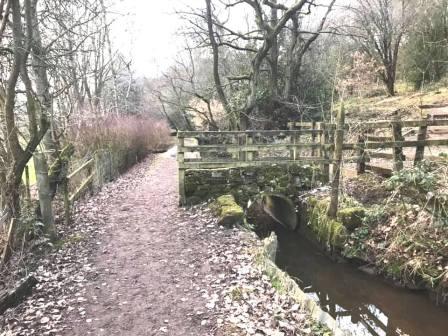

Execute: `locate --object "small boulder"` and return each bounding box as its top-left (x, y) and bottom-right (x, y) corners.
top-left (211, 195), bottom-right (244, 228)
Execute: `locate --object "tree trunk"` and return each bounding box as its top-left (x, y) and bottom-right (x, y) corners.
top-left (385, 73), bottom-right (395, 96)
top-left (29, 0), bottom-right (57, 231)
top-left (34, 153), bottom-right (55, 237)
top-left (269, 2), bottom-right (279, 97)
top-left (205, 0), bottom-right (237, 130)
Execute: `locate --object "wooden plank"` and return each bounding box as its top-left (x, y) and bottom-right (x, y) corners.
top-left (360, 119), bottom-right (448, 128)
top-left (178, 143), bottom-right (326, 153)
top-left (430, 113), bottom-right (448, 119)
top-left (69, 173), bottom-right (94, 202)
top-left (367, 152), bottom-right (395, 160)
top-left (420, 104), bottom-right (448, 109)
top-left (343, 138), bottom-right (448, 150)
top-left (177, 129), bottom-right (323, 138)
top-left (67, 159), bottom-right (94, 180)
top-left (287, 121), bottom-right (315, 129)
top-left (180, 159), bottom-right (333, 169)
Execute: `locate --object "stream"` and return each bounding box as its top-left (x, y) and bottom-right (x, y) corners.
top-left (274, 229), bottom-right (448, 336)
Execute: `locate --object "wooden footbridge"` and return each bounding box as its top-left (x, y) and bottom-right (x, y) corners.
top-left (177, 111), bottom-right (448, 204)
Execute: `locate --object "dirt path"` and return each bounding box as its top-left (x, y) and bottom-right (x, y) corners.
top-left (62, 150), bottom-right (221, 335)
top-left (2, 150), bottom-right (323, 336)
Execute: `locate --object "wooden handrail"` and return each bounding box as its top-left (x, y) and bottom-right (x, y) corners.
top-left (67, 159), bottom-right (94, 180)
top-left (177, 129), bottom-right (323, 138)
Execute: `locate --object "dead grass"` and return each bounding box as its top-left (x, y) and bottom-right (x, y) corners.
top-left (341, 79), bottom-right (448, 121)
top-left (342, 161), bottom-right (448, 297)
top-left (69, 116), bottom-right (172, 158)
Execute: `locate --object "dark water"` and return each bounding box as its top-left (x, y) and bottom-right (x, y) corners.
top-left (275, 229), bottom-right (448, 336)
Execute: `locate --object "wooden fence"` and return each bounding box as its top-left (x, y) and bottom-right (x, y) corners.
top-left (178, 112), bottom-right (448, 204)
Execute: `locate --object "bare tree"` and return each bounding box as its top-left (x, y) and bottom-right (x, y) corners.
top-left (1, 0), bottom-right (49, 226)
top-left (350, 0), bottom-right (413, 96)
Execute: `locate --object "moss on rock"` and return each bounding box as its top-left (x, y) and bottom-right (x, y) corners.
top-left (185, 164), bottom-right (323, 205)
top-left (337, 207), bottom-right (366, 231)
top-left (210, 195), bottom-right (244, 228)
top-left (307, 197), bottom-right (347, 251)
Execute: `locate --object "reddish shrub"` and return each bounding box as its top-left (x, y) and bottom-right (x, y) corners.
top-left (69, 116), bottom-right (172, 157)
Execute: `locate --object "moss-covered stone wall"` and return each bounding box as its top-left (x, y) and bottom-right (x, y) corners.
top-left (184, 164), bottom-right (322, 205)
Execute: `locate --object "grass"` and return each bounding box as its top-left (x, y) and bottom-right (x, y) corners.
top-left (340, 78), bottom-right (448, 121)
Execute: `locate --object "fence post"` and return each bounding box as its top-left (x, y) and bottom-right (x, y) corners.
top-left (62, 178), bottom-right (70, 225)
top-left (318, 123), bottom-right (330, 183)
top-left (328, 104), bottom-right (345, 218)
top-left (238, 133), bottom-right (246, 161)
top-left (290, 131), bottom-right (296, 160)
top-left (311, 121), bottom-right (317, 157)
top-left (178, 136), bottom-right (186, 205)
top-left (392, 114), bottom-right (404, 172)
top-left (356, 134), bottom-right (366, 175)
top-left (414, 115), bottom-right (429, 165)
top-left (24, 166), bottom-right (31, 201)
top-left (246, 134), bottom-right (253, 161)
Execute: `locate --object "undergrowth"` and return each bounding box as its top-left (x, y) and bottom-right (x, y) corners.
top-left (342, 160), bottom-right (448, 297)
top-left (69, 116), bottom-right (172, 158)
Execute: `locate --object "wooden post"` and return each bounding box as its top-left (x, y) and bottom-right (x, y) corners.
top-left (239, 134), bottom-right (246, 161)
top-left (328, 104), bottom-right (345, 218)
top-left (62, 178), bottom-right (70, 225)
top-left (290, 131), bottom-right (296, 160)
top-left (178, 137), bottom-right (186, 205)
top-left (356, 134), bottom-right (366, 175)
top-left (34, 152), bottom-right (55, 237)
top-left (414, 116), bottom-right (429, 165)
top-left (24, 166), bottom-right (31, 201)
top-left (87, 155), bottom-right (94, 194)
top-left (311, 121), bottom-right (317, 157)
top-left (246, 134), bottom-right (253, 161)
top-left (392, 115), bottom-right (404, 172)
top-left (318, 123), bottom-right (330, 183)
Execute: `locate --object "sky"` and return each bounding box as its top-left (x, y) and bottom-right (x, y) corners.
top-left (112, 0), bottom-right (203, 78)
top-left (111, 0), bottom-right (348, 78)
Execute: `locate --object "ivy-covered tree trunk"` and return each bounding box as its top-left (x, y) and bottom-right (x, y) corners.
top-left (29, 0), bottom-right (58, 233)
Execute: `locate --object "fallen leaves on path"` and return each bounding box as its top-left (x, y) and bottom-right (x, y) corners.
top-left (1, 154), bottom-right (323, 336)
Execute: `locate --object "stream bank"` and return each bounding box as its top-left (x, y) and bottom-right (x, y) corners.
top-left (275, 228), bottom-right (448, 336)
top-left (301, 167), bottom-right (448, 307)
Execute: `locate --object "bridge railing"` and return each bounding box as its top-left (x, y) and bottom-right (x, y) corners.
top-left (178, 113), bottom-right (448, 204)
top-left (177, 122), bottom-right (359, 203)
